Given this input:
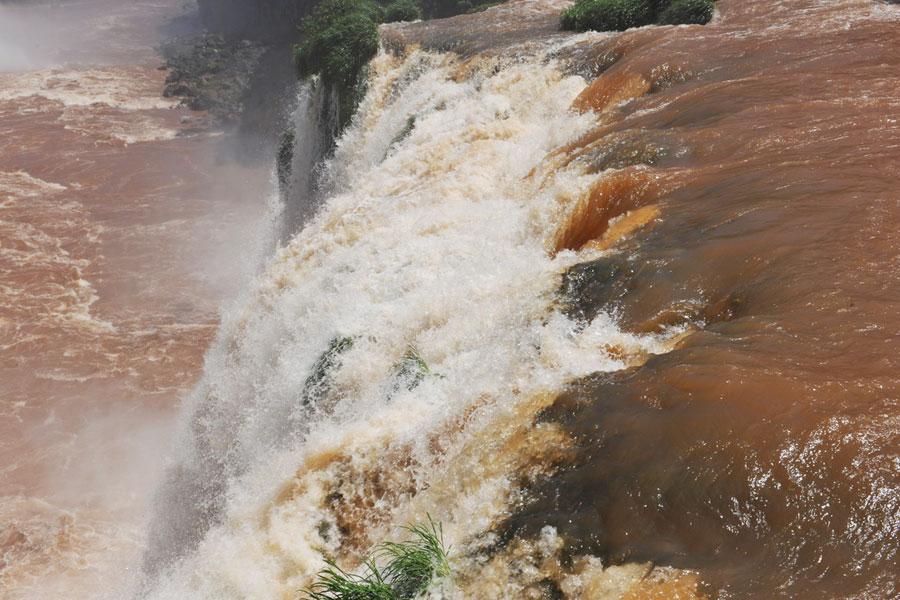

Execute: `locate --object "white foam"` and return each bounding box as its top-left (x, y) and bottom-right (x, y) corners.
top-left (143, 44), bottom-right (679, 600)
top-left (0, 66), bottom-right (178, 111)
top-left (0, 170), bottom-right (67, 198)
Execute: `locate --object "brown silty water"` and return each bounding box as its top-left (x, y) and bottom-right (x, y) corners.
top-left (0, 1), bottom-right (273, 597)
top-left (4, 0), bottom-right (900, 598)
top-left (387, 0), bottom-right (900, 598)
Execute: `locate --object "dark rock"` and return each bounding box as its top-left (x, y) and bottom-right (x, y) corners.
top-left (160, 32), bottom-right (268, 126)
top-left (163, 82), bottom-right (195, 97)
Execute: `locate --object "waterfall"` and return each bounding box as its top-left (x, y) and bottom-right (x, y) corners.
top-left (140, 40), bottom-right (682, 600)
top-left (278, 79), bottom-right (342, 240)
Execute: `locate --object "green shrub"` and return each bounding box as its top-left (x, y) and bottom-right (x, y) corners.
top-left (389, 344), bottom-right (442, 393)
top-left (657, 0), bottom-right (714, 25)
top-left (293, 0), bottom-right (384, 129)
top-left (560, 0), bottom-right (654, 32)
top-left (300, 517), bottom-right (450, 600)
top-left (384, 0), bottom-right (423, 22)
top-left (294, 0), bottom-right (382, 85)
top-left (560, 0), bottom-right (714, 31)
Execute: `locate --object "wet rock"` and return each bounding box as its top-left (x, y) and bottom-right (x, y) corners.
top-left (557, 256), bottom-right (637, 323)
top-left (160, 33), bottom-right (268, 126)
top-left (575, 130), bottom-right (685, 173)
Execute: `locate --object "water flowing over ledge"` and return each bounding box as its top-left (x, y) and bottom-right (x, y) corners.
top-left (143, 0), bottom-right (900, 598)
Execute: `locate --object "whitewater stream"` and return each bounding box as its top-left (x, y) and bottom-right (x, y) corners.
top-left (4, 0), bottom-right (900, 599)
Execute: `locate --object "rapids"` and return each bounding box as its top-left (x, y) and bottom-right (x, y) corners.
top-left (2, 0), bottom-right (899, 598)
top-left (0, 0), bottom-right (276, 597)
top-left (141, 0), bottom-right (900, 598)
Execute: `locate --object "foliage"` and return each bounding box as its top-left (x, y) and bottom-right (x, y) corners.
top-left (293, 0), bottom-right (383, 85)
top-left (300, 336), bottom-right (355, 407)
top-left (293, 0), bottom-right (504, 130)
top-left (385, 0), bottom-right (423, 22)
top-left (300, 517), bottom-right (450, 600)
top-left (293, 0), bottom-right (384, 129)
top-left (390, 344), bottom-right (440, 392)
top-left (657, 0), bottom-right (714, 25)
top-left (379, 518), bottom-right (451, 598)
top-left (560, 0), bottom-right (713, 31)
top-left (560, 0), bottom-right (653, 32)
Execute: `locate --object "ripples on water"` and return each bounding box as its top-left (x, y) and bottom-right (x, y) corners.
top-left (3, 0), bottom-right (900, 598)
top-left (144, 0), bottom-right (900, 598)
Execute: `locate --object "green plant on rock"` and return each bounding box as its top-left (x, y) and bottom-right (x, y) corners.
top-left (560, 0), bottom-right (653, 32)
top-left (294, 0), bottom-right (382, 83)
top-left (390, 344), bottom-right (440, 392)
top-left (293, 0), bottom-right (384, 128)
top-left (300, 516), bottom-right (450, 600)
top-left (560, 0), bottom-right (713, 32)
top-left (657, 0), bottom-right (714, 25)
top-left (300, 336), bottom-right (355, 407)
top-left (385, 0), bottom-right (423, 22)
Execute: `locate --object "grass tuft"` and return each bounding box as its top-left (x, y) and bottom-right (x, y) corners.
top-left (300, 516), bottom-right (450, 600)
top-left (391, 344), bottom-right (440, 392)
top-left (380, 517), bottom-right (451, 598)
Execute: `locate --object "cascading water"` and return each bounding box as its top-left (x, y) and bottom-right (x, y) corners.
top-left (139, 0), bottom-right (900, 598)
top-left (140, 36), bottom-right (684, 599)
top-left (278, 80), bottom-right (341, 240)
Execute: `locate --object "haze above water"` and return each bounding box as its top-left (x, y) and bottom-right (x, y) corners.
top-left (0, 0), bottom-right (275, 597)
top-left (3, 0), bottom-right (900, 599)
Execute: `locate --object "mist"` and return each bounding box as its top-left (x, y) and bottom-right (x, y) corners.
top-left (0, 0), bottom-right (192, 72)
top-left (0, 0), bottom-right (283, 598)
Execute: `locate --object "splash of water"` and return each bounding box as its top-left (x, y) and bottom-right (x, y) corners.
top-left (141, 41), bottom-right (683, 599)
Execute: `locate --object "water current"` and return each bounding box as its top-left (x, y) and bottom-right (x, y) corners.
top-left (0, 1), bottom-right (275, 597)
top-left (3, 0), bottom-right (900, 599)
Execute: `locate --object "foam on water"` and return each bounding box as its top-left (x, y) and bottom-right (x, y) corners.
top-left (142, 44), bottom-right (684, 599)
top-left (0, 66), bottom-right (178, 110)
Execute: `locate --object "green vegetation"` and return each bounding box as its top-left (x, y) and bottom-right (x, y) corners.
top-left (293, 0), bottom-right (382, 128)
top-left (657, 0), bottom-right (715, 25)
top-left (385, 0), bottom-right (423, 22)
top-left (560, 0), bottom-right (713, 32)
top-left (391, 345), bottom-right (440, 391)
top-left (293, 0), bottom-right (503, 130)
top-left (300, 517), bottom-right (450, 600)
top-left (293, 0), bottom-right (382, 84)
top-left (300, 336), bottom-right (355, 407)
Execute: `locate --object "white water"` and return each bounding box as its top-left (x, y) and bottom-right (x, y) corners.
top-left (142, 42), bottom-right (683, 599)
